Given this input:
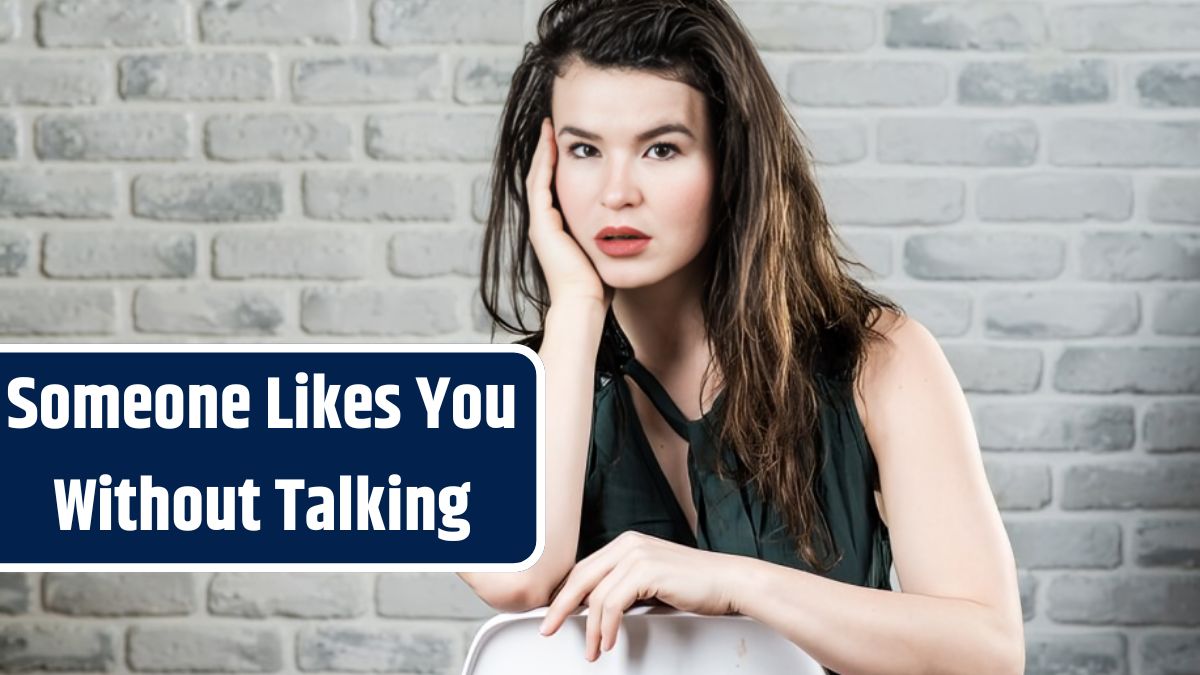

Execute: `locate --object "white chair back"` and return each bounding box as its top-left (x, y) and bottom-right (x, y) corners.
top-left (462, 604), bottom-right (828, 674)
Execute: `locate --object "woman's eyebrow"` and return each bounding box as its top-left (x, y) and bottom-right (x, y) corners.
top-left (557, 123), bottom-right (696, 142)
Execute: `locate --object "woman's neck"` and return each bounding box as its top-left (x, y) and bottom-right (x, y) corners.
top-left (610, 255), bottom-right (723, 414)
top-left (613, 287), bottom-right (706, 367)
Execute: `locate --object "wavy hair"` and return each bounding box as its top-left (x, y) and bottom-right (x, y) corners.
top-left (479, 0), bottom-right (902, 572)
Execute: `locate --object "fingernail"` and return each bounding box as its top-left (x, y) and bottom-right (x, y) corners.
top-left (537, 619), bottom-right (549, 635)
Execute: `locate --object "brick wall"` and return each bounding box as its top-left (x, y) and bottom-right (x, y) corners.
top-left (0, 1), bottom-right (1197, 673)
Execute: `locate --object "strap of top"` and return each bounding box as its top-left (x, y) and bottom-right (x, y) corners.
top-left (603, 310), bottom-right (889, 588)
top-left (606, 308), bottom-right (696, 442)
top-left (620, 358), bottom-right (692, 441)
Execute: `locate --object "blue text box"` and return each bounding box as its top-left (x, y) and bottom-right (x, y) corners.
top-left (0, 344), bottom-right (543, 572)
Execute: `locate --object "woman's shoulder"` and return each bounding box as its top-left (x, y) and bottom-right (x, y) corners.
top-left (853, 308), bottom-right (932, 393)
top-left (851, 308), bottom-right (950, 454)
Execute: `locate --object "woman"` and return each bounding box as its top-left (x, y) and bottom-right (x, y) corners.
top-left (461, 1), bottom-right (1025, 673)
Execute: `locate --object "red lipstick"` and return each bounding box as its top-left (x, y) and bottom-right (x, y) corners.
top-left (595, 226), bottom-right (651, 257)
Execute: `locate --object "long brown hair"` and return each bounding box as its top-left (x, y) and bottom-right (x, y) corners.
top-left (479, 0), bottom-right (902, 572)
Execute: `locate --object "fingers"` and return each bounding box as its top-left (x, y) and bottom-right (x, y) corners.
top-left (539, 532), bottom-right (637, 636)
top-left (525, 117), bottom-right (557, 233)
top-left (596, 564), bottom-right (638, 657)
top-left (583, 560), bottom-right (631, 661)
top-left (539, 554), bottom-right (612, 636)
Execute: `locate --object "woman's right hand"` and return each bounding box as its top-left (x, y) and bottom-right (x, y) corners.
top-left (526, 117), bottom-right (613, 310)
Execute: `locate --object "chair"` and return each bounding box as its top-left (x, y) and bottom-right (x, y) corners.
top-left (461, 604), bottom-right (828, 674)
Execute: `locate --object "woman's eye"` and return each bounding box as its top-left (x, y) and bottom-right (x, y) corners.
top-left (567, 143), bottom-right (597, 159)
top-left (565, 143), bottom-right (680, 160)
top-left (648, 143), bottom-right (679, 160)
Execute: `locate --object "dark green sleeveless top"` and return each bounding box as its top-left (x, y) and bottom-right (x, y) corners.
top-left (575, 333), bottom-right (894, 597)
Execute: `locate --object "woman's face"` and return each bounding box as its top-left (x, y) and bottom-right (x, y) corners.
top-left (550, 60), bottom-right (716, 292)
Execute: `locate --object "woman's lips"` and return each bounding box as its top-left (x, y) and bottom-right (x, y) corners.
top-left (595, 226), bottom-right (651, 257)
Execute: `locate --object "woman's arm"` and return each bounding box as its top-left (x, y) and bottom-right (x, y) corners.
top-left (539, 313), bottom-right (1024, 674)
top-left (731, 313), bottom-right (1023, 675)
top-left (458, 298), bottom-right (609, 611)
top-left (733, 559), bottom-right (1022, 675)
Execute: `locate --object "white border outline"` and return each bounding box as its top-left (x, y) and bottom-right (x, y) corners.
top-left (0, 343), bottom-right (546, 574)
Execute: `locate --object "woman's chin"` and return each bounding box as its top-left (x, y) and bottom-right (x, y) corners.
top-left (598, 270), bottom-right (662, 291)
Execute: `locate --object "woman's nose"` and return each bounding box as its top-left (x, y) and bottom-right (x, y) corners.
top-left (600, 160), bottom-right (642, 210)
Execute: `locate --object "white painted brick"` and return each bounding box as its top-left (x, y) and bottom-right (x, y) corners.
top-left (0, 573), bottom-right (30, 613)
top-left (1135, 518), bottom-right (1200, 567)
top-left (1148, 176), bottom-right (1200, 224)
top-left (0, 287), bottom-right (115, 334)
top-left (0, 0), bottom-right (14, 42)
top-left (206, 113), bottom-right (352, 161)
top-left (1006, 520), bottom-right (1122, 569)
top-left (983, 460), bottom-right (1051, 510)
top-left (1055, 347), bottom-right (1200, 394)
top-left (2, 169), bottom-right (115, 219)
top-left (1049, 574), bottom-right (1200, 624)
top-left (1053, 4), bottom-right (1200, 51)
top-left (905, 232), bottom-right (1065, 280)
top-left (376, 573), bottom-right (492, 619)
top-left (1153, 289), bottom-right (1200, 336)
top-left (878, 117), bottom-right (1037, 165)
top-left (366, 112), bottom-right (499, 161)
top-left (943, 344), bottom-right (1042, 393)
top-left (134, 286), bottom-right (287, 335)
top-left (836, 233), bottom-right (891, 277)
top-left (876, 286), bottom-right (971, 337)
top-left (372, 0), bottom-right (523, 45)
top-left (471, 173), bottom-right (491, 224)
top-left (200, 0), bottom-right (354, 45)
top-left (44, 229), bottom-right (195, 278)
top-left (0, 230), bottom-right (30, 276)
top-left (821, 177), bottom-right (964, 226)
top-left (388, 227), bottom-right (481, 277)
top-left (0, 113), bottom-right (15, 158)
top-left (128, 625), bottom-right (282, 672)
top-left (1144, 400), bottom-right (1200, 452)
top-left (213, 229), bottom-right (368, 279)
top-left (301, 286), bottom-right (460, 336)
top-left (1135, 60), bottom-right (1200, 107)
top-left (1025, 633), bottom-right (1126, 675)
top-left (1080, 233), bottom-right (1200, 281)
top-left (0, 58), bottom-right (109, 105)
top-left (121, 53), bottom-right (275, 102)
top-left (43, 573), bottom-right (194, 616)
top-left (984, 290), bottom-right (1139, 338)
top-left (454, 55), bottom-right (518, 105)
top-left (1143, 634), bottom-right (1200, 675)
top-left (35, 112), bottom-right (191, 161)
top-left (0, 624), bottom-right (116, 671)
top-left (788, 61), bottom-right (948, 106)
top-left (731, 1), bottom-right (873, 51)
top-left (303, 171), bottom-right (454, 222)
top-left (209, 573), bottom-right (368, 618)
top-left (802, 119), bottom-right (868, 165)
top-left (959, 60), bottom-right (1109, 105)
top-left (296, 624), bottom-right (458, 672)
top-left (978, 403), bottom-right (1135, 451)
top-left (1050, 119), bottom-right (1200, 167)
top-left (886, 2), bottom-right (1048, 50)
top-left (133, 172), bottom-right (283, 222)
top-left (293, 55), bottom-right (443, 104)
top-left (977, 173), bottom-right (1132, 221)
top-left (1063, 460), bottom-right (1200, 510)
top-left (1018, 572), bottom-right (1036, 621)
top-left (37, 0), bottom-right (185, 47)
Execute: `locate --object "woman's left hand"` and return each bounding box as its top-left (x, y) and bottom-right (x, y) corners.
top-left (537, 530), bottom-right (746, 661)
